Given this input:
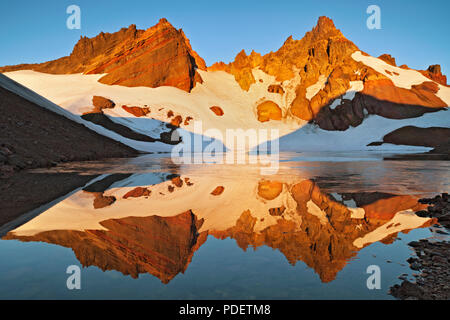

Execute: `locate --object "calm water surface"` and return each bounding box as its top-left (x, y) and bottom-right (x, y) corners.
top-left (0, 152), bottom-right (448, 299)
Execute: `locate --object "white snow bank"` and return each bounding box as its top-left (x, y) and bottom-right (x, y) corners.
top-left (351, 51), bottom-right (450, 106)
top-left (275, 109), bottom-right (448, 152)
top-left (353, 209), bottom-right (431, 248)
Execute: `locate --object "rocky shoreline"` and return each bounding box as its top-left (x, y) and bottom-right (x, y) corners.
top-left (390, 193), bottom-right (450, 300)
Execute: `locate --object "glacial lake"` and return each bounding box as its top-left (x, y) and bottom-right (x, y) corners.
top-left (0, 152), bottom-right (448, 299)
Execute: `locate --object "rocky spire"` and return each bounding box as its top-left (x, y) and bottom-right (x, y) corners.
top-left (309, 16), bottom-right (344, 41)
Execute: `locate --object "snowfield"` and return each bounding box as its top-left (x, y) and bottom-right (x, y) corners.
top-left (3, 69), bottom-right (301, 151)
top-left (2, 52), bottom-right (449, 153)
top-left (0, 73), bottom-right (173, 152)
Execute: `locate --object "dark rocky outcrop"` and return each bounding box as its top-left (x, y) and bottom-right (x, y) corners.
top-left (368, 126), bottom-right (450, 154)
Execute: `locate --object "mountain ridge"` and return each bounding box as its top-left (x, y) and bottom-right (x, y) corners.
top-left (0, 18), bottom-right (206, 92)
top-left (1, 16), bottom-right (449, 153)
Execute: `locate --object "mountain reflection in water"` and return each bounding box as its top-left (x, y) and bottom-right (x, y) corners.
top-left (3, 153), bottom-right (445, 285)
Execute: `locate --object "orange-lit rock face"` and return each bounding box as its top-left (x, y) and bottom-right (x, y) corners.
top-left (377, 126), bottom-right (450, 151)
top-left (0, 19), bottom-right (206, 92)
top-left (123, 187), bottom-right (151, 199)
top-left (170, 115), bottom-right (183, 127)
top-left (93, 96), bottom-right (115, 110)
top-left (419, 65), bottom-right (448, 86)
top-left (362, 79), bottom-right (446, 110)
top-left (208, 16), bottom-right (447, 130)
top-left (209, 50), bottom-right (263, 91)
top-left (290, 180), bottom-right (351, 224)
top-left (171, 176), bottom-right (183, 188)
top-left (209, 17), bottom-right (356, 93)
top-left (4, 211), bottom-right (207, 283)
top-left (210, 106), bottom-right (224, 116)
top-left (362, 195), bottom-right (427, 222)
top-left (210, 186), bottom-right (225, 196)
top-left (209, 16), bottom-right (364, 125)
top-left (378, 54), bottom-right (396, 66)
top-left (267, 84), bottom-right (285, 94)
top-left (83, 95), bottom-right (116, 115)
top-left (256, 101), bottom-right (282, 122)
top-left (122, 105), bottom-right (150, 117)
top-left (257, 181), bottom-right (283, 200)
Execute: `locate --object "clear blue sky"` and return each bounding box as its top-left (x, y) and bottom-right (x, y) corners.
top-left (1, 0), bottom-right (449, 75)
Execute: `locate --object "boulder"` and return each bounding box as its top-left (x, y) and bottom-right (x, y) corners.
top-left (210, 106), bottom-right (224, 116)
top-left (123, 187), bottom-right (151, 199)
top-left (211, 186), bottom-right (225, 196)
top-left (121, 105), bottom-right (150, 117)
top-left (92, 96), bottom-right (115, 112)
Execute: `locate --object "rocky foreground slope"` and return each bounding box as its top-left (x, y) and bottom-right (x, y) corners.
top-left (1, 17), bottom-right (449, 153)
top-left (0, 76), bottom-right (137, 177)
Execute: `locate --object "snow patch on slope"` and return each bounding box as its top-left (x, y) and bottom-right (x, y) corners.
top-left (306, 75), bottom-right (327, 100)
top-left (351, 51), bottom-right (429, 89)
top-left (436, 85), bottom-right (450, 106)
top-left (306, 200), bottom-right (329, 224)
top-left (353, 209), bottom-right (430, 248)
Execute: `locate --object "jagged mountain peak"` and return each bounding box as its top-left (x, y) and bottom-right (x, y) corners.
top-left (209, 15), bottom-right (358, 91)
top-left (1, 15), bottom-right (448, 154)
top-left (70, 24), bottom-right (144, 62)
top-left (310, 16), bottom-right (343, 39)
top-left (0, 17), bottom-right (205, 92)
